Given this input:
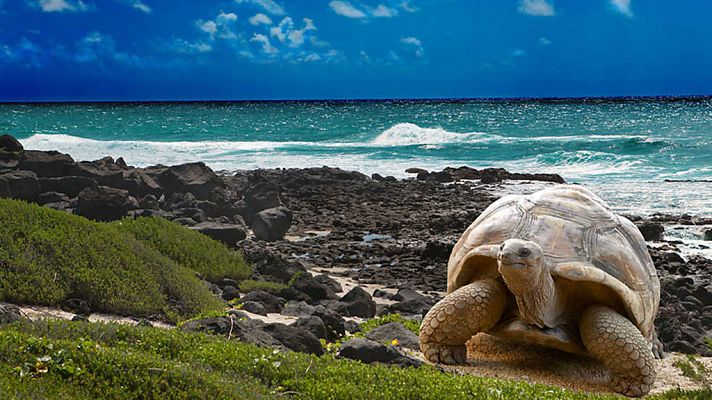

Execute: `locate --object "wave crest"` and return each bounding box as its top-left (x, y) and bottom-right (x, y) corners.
top-left (370, 123), bottom-right (487, 146)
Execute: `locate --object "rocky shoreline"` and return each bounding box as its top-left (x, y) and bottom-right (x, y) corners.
top-left (1, 133), bottom-right (710, 359)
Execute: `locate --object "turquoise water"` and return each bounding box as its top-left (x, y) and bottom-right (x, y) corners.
top-left (2, 98), bottom-right (711, 216)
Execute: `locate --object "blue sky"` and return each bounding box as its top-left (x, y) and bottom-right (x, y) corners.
top-left (1, 0), bottom-right (712, 100)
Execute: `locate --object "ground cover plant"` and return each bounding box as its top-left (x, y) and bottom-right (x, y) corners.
top-left (0, 199), bottom-right (249, 321)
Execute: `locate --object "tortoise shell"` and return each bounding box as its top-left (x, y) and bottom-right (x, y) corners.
top-left (448, 185), bottom-right (660, 341)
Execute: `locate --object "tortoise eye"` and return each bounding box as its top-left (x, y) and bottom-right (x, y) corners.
top-left (518, 248), bottom-right (531, 257)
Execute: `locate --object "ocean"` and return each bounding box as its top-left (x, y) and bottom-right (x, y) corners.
top-left (2, 98), bottom-right (711, 222)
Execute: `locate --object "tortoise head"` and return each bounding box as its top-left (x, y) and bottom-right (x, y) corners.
top-left (497, 239), bottom-right (545, 289)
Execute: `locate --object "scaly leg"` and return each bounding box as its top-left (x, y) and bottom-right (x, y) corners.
top-left (419, 279), bottom-right (506, 364)
top-left (580, 305), bottom-right (656, 397)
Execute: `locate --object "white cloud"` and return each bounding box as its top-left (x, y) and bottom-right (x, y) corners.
top-left (249, 12), bottom-right (272, 25)
top-left (132, 2), bottom-right (150, 13)
top-left (538, 37), bottom-right (551, 45)
top-left (400, 36), bottom-right (423, 58)
top-left (170, 39), bottom-right (212, 54)
top-left (118, 0), bottom-right (151, 13)
top-left (196, 20), bottom-right (218, 35)
top-left (609, 0), bottom-right (633, 17)
top-left (329, 1), bottom-right (366, 18)
top-left (235, 0), bottom-right (285, 15)
top-left (511, 48), bottom-right (526, 57)
top-left (401, 36), bottom-right (421, 46)
top-left (250, 33), bottom-right (278, 54)
top-left (400, 0), bottom-right (418, 13)
top-left (197, 12), bottom-right (238, 40)
top-left (37, 0), bottom-right (88, 12)
top-left (370, 4), bottom-right (398, 17)
top-left (518, 0), bottom-right (554, 17)
top-left (300, 53), bottom-right (321, 62)
top-left (270, 17), bottom-right (316, 48)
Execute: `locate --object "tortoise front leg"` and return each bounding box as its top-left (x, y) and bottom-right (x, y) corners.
top-left (580, 305), bottom-right (656, 397)
top-left (420, 279), bottom-right (506, 364)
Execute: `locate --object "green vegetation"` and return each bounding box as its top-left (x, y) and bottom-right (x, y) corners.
top-left (239, 279), bottom-right (287, 294)
top-left (0, 199), bottom-right (247, 321)
top-left (674, 354), bottom-right (711, 388)
top-left (0, 320), bottom-right (709, 400)
top-left (358, 314), bottom-right (421, 336)
top-left (114, 217), bottom-right (250, 283)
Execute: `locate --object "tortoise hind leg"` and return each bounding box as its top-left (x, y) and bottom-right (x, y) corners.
top-left (579, 305), bottom-right (655, 397)
top-left (420, 279), bottom-right (506, 364)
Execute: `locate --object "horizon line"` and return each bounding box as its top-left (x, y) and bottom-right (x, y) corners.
top-left (1, 94), bottom-right (712, 104)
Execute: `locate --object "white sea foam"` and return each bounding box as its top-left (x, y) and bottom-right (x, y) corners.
top-left (370, 123), bottom-right (491, 145)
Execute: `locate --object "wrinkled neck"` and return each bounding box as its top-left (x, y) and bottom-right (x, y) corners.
top-left (501, 262), bottom-right (559, 328)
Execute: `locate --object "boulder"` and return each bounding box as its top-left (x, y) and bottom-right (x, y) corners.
top-left (19, 150), bottom-right (74, 177)
top-left (252, 206), bottom-right (292, 242)
top-left (241, 301), bottom-right (268, 315)
top-left (244, 179), bottom-right (282, 213)
top-left (391, 288), bottom-right (430, 304)
top-left (119, 169), bottom-right (161, 197)
top-left (232, 319), bottom-right (284, 348)
top-left (291, 273), bottom-right (336, 301)
top-left (405, 168), bottom-right (428, 175)
top-left (334, 287), bottom-right (376, 318)
top-left (0, 135), bottom-right (23, 152)
top-left (242, 244), bottom-right (306, 284)
top-left (180, 317), bottom-right (232, 335)
top-left (281, 301), bottom-right (317, 317)
top-left (221, 286), bottom-right (241, 302)
top-left (73, 162), bottom-right (124, 187)
top-left (156, 162), bottom-right (220, 200)
top-left (292, 316), bottom-right (328, 340)
top-left (262, 323), bottom-right (324, 355)
top-left (636, 222), bottom-right (665, 241)
top-left (238, 290), bottom-right (285, 314)
top-left (312, 305), bottom-right (347, 342)
top-left (0, 303), bottom-right (23, 325)
top-left (36, 191), bottom-right (70, 205)
top-left (38, 176), bottom-right (97, 198)
top-left (337, 338), bottom-right (403, 364)
top-left (704, 228), bottom-right (712, 241)
top-left (76, 186), bottom-right (139, 221)
top-left (388, 299), bottom-right (431, 316)
top-left (314, 274), bottom-right (343, 293)
top-left (0, 170), bottom-right (40, 200)
top-left (364, 322), bottom-right (420, 350)
top-left (190, 222), bottom-right (246, 248)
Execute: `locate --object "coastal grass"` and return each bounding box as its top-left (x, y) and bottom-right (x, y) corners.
top-left (238, 279), bottom-right (288, 294)
top-left (0, 320), bottom-right (709, 400)
top-left (0, 199), bottom-right (234, 321)
top-left (113, 216), bottom-right (251, 283)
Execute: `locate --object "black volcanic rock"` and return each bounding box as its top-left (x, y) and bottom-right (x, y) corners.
top-left (19, 150), bottom-right (74, 177)
top-left (155, 162), bottom-right (221, 200)
top-left (39, 176), bottom-right (97, 198)
top-left (190, 222), bottom-right (246, 248)
top-left (636, 222), bottom-right (665, 241)
top-left (0, 135), bottom-right (23, 153)
top-left (76, 186), bottom-right (139, 221)
top-left (0, 170), bottom-right (40, 201)
top-left (252, 206), bottom-right (293, 242)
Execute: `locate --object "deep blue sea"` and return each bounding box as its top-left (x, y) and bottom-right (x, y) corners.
top-left (2, 98), bottom-right (711, 219)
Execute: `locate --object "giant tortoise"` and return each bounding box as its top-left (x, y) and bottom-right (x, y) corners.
top-left (419, 185), bottom-right (661, 397)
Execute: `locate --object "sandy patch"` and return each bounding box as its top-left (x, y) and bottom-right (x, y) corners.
top-left (425, 334), bottom-right (710, 397)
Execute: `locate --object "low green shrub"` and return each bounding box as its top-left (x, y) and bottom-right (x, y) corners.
top-left (0, 320), bottom-right (707, 400)
top-left (358, 314), bottom-right (421, 336)
top-left (113, 217), bottom-right (251, 283)
top-left (238, 279), bottom-right (287, 294)
top-left (0, 199), bottom-right (224, 321)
